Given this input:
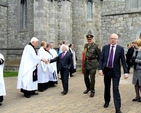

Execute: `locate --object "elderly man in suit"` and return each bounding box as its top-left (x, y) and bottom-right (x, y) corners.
top-left (98, 33), bottom-right (128, 113)
top-left (50, 44), bottom-right (72, 95)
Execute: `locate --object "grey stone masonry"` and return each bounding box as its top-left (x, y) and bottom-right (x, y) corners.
top-left (1, 0), bottom-right (141, 71)
top-left (34, 0), bottom-right (49, 44)
top-left (101, 0), bottom-right (141, 52)
top-left (0, 0), bottom-right (8, 56)
top-left (71, 0), bottom-right (102, 60)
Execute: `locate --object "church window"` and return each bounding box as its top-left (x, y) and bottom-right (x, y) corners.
top-left (87, 0), bottom-right (93, 19)
top-left (20, 0), bottom-right (27, 30)
top-left (130, 0), bottom-right (141, 9)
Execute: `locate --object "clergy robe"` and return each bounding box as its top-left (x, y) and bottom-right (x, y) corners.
top-left (0, 53), bottom-right (6, 102)
top-left (46, 50), bottom-right (57, 84)
top-left (17, 44), bottom-right (41, 91)
top-left (37, 47), bottom-right (49, 91)
top-left (49, 49), bottom-right (58, 80)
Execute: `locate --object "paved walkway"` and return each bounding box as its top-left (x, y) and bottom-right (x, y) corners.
top-left (0, 70), bottom-right (141, 113)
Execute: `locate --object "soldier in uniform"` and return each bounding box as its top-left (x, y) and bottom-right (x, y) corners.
top-left (83, 34), bottom-right (101, 97)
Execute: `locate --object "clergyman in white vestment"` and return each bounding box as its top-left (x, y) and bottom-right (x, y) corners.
top-left (37, 41), bottom-right (49, 91)
top-left (49, 43), bottom-right (58, 84)
top-left (0, 53), bottom-right (6, 106)
top-left (17, 37), bottom-right (47, 98)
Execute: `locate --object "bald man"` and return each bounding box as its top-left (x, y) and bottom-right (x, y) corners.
top-left (17, 37), bottom-right (47, 98)
top-left (98, 33), bottom-right (128, 113)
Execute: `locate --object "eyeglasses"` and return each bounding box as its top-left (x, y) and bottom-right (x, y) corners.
top-left (110, 38), bottom-right (117, 40)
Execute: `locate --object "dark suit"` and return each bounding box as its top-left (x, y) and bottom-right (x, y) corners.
top-left (98, 44), bottom-right (128, 111)
top-left (50, 51), bottom-right (72, 93)
top-left (126, 47), bottom-right (134, 73)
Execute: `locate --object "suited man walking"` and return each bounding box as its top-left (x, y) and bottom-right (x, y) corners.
top-left (98, 33), bottom-right (128, 113)
top-left (50, 45), bottom-right (72, 95)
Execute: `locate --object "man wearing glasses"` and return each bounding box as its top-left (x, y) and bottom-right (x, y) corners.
top-left (98, 33), bottom-right (128, 113)
top-left (83, 34), bottom-right (101, 97)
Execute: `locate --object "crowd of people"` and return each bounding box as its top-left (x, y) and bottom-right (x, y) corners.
top-left (0, 33), bottom-right (141, 113)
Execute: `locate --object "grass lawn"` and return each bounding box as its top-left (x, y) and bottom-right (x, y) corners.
top-left (3, 70), bottom-right (82, 77)
top-left (4, 71), bottom-right (18, 77)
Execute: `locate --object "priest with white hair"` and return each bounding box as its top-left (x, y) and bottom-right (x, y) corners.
top-left (0, 53), bottom-right (6, 106)
top-left (17, 37), bottom-right (47, 98)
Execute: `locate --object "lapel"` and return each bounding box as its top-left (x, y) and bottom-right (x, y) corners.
top-left (114, 45), bottom-right (118, 60)
top-left (64, 51), bottom-right (68, 59)
top-left (106, 45), bottom-right (110, 60)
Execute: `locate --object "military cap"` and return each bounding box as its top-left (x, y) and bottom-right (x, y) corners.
top-left (86, 34), bottom-right (94, 39)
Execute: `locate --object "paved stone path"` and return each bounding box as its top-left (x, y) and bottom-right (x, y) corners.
top-left (0, 70), bottom-right (141, 113)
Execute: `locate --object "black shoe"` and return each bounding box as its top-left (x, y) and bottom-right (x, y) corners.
top-left (116, 110), bottom-right (122, 113)
top-left (137, 97), bottom-right (141, 102)
top-left (132, 97), bottom-right (140, 101)
top-left (83, 89), bottom-right (90, 94)
top-left (24, 95), bottom-right (31, 98)
top-left (32, 92), bottom-right (39, 95)
top-left (90, 91), bottom-right (95, 97)
top-left (0, 102), bottom-right (2, 106)
top-left (61, 91), bottom-right (67, 95)
top-left (103, 102), bottom-right (109, 108)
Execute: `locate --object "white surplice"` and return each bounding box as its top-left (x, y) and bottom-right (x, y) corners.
top-left (17, 44), bottom-right (41, 91)
top-left (0, 53), bottom-right (6, 96)
top-left (49, 49), bottom-right (58, 80)
top-left (37, 47), bottom-right (49, 83)
top-left (46, 51), bottom-right (57, 82)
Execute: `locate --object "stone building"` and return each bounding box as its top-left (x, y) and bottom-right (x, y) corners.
top-left (0, 0), bottom-right (141, 70)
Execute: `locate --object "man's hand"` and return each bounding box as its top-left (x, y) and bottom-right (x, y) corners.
top-left (124, 74), bottom-right (128, 79)
top-left (99, 70), bottom-right (104, 76)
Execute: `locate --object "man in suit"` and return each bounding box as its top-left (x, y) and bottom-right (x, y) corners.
top-left (50, 45), bottom-right (72, 95)
top-left (98, 33), bottom-right (128, 113)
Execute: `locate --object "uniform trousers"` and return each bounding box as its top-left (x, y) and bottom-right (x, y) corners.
top-left (84, 68), bottom-right (96, 92)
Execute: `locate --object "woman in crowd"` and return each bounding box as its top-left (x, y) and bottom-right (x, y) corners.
top-left (131, 39), bottom-right (141, 102)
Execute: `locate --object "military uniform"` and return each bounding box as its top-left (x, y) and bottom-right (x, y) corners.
top-left (83, 34), bottom-right (101, 97)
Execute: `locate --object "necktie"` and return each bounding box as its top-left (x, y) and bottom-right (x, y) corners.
top-left (107, 45), bottom-right (114, 68)
top-left (61, 52), bottom-right (65, 59)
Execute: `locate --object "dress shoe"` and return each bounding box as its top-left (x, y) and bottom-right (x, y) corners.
top-left (83, 89), bottom-right (90, 94)
top-left (0, 102), bottom-right (2, 106)
top-left (132, 97), bottom-right (140, 101)
top-left (103, 102), bottom-right (109, 108)
top-left (137, 97), bottom-right (141, 102)
top-left (24, 95), bottom-right (31, 98)
top-left (90, 91), bottom-right (95, 97)
top-left (116, 110), bottom-right (122, 113)
top-left (61, 91), bottom-right (67, 95)
top-left (32, 92), bottom-right (39, 95)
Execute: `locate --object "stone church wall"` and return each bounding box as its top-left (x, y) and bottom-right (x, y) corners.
top-left (0, 1), bottom-right (7, 51)
top-left (101, 0), bottom-right (141, 52)
top-left (71, 0), bottom-right (102, 63)
top-left (2, 0), bottom-right (141, 71)
top-left (4, 0), bottom-right (34, 70)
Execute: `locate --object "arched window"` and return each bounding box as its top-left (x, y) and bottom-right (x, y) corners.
top-left (20, 0), bottom-right (27, 30)
top-left (87, 0), bottom-right (92, 19)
